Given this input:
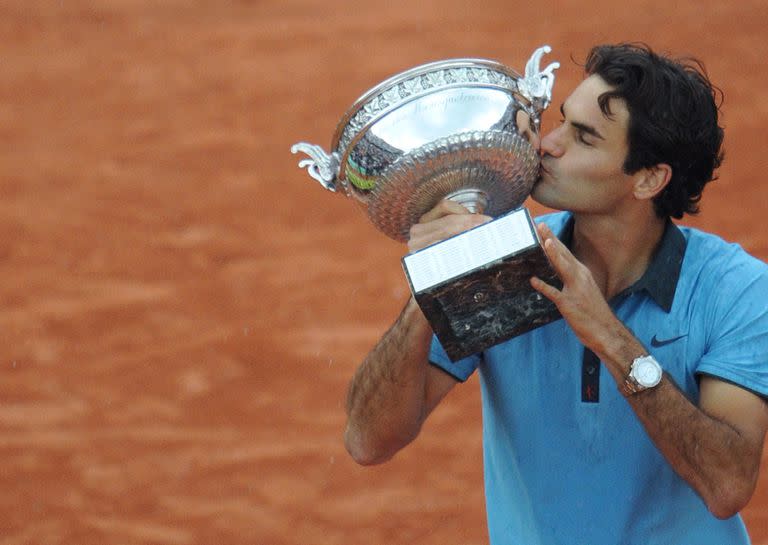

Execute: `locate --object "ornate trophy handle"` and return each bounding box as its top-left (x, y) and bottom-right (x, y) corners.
top-left (291, 143), bottom-right (340, 192)
top-left (518, 45), bottom-right (560, 128)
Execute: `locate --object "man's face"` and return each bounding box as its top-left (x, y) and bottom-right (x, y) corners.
top-left (531, 75), bottom-right (637, 215)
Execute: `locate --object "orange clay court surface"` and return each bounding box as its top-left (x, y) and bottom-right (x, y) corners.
top-left (1, 1), bottom-right (767, 544)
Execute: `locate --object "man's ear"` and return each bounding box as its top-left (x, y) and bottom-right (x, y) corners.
top-left (633, 163), bottom-right (672, 201)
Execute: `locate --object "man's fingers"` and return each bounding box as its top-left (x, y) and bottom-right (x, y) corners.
top-left (536, 222), bottom-right (553, 239)
top-left (537, 222), bottom-right (574, 280)
top-left (419, 199), bottom-right (472, 223)
top-left (530, 276), bottom-right (561, 305)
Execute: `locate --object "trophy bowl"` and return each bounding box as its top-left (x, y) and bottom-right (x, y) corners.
top-left (292, 46), bottom-right (559, 242)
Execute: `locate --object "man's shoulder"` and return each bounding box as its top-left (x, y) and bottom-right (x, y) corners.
top-left (679, 225), bottom-right (768, 276)
top-left (676, 225), bottom-right (768, 310)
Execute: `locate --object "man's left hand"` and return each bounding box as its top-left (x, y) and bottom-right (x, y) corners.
top-left (530, 222), bottom-right (624, 354)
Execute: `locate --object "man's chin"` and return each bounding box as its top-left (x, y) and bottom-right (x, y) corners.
top-left (531, 195), bottom-right (560, 210)
top-left (530, 184), bottom-right (565, 212)
top-left (530, 181), bottom-right (546, 205)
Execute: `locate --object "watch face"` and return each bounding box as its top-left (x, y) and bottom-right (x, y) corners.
top-left (635, 358), bottom-right (662, 387)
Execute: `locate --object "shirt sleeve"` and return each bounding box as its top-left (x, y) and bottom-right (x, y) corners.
top-left (428, 334), bottom-right (482, 382)
top-left (696, 250), bottom-right (768, 398)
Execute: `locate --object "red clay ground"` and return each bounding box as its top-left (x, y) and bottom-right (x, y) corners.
top-left (1, 1), bottom-right (767, 544)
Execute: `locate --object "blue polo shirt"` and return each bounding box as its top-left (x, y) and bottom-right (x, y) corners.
top-left (429, 211), bottom-right (768, 545)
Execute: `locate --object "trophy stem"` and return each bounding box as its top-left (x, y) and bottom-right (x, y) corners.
top-left (446, 188), bottom-right (489, 214)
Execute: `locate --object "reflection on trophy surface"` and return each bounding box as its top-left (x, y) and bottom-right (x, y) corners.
top-left (292, 45), bottom-right (559, 242)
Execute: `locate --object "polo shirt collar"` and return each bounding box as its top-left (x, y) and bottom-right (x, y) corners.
top-left (556, 215), bottom-right (686, 313)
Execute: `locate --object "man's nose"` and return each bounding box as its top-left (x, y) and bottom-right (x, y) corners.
top-left (539, 126), bottom-right (564, 158)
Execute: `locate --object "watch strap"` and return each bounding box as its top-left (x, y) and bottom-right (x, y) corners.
top-left (620, 375), bottom-right (642, 397)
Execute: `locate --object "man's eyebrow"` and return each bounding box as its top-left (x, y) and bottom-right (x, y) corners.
top-left (560, 103), bottom-right (605, 141)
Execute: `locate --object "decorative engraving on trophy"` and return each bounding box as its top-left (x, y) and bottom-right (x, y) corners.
top-left (367, 88), bottom-right (512, 158)
top-left (338, 66), bottom-right (518, 154)
top-left (413, 92), bottom-right (487, 114)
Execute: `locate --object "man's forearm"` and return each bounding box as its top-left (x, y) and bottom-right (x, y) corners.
top-left (596, 328), bottom-right (765, 519)
top-left (344, 298), bottom-right (434, 465)
top-left (627, 378), bottom-right (762, 518)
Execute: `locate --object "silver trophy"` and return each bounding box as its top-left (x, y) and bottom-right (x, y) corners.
top-left (292, 45), bottom-right (559, 242)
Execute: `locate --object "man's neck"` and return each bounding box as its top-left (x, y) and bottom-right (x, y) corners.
top-left (570, 209), bottom-right (667, 301)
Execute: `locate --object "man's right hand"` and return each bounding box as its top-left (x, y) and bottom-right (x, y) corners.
top-left (407, 199), bottom-right (493, 253)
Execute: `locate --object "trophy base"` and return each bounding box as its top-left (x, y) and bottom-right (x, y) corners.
top-left (402, 208), bottom-right (562, 361)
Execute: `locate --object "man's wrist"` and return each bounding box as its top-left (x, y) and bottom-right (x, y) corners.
top-left (589, 322), bottom-right (664, 396)
top-left (591, 320), bottom-right (645, 375)
top-left (400, 296), bottom-right (434, 340)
